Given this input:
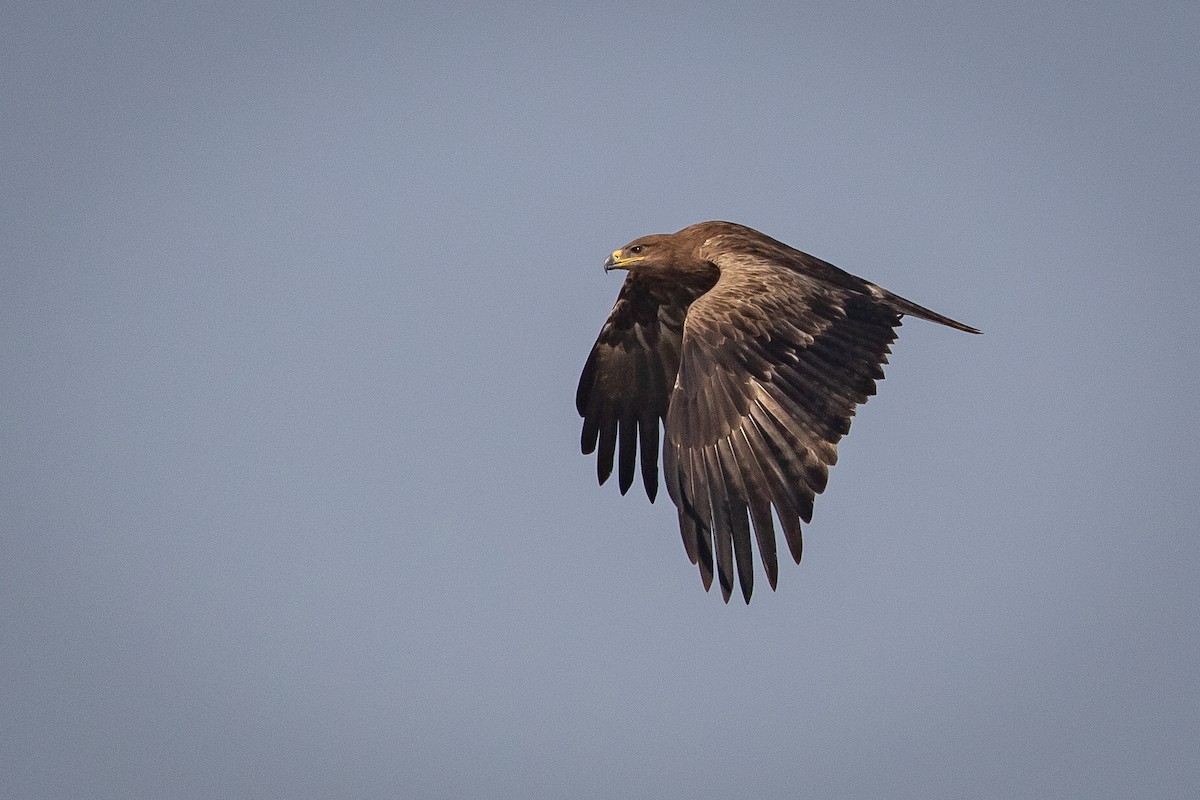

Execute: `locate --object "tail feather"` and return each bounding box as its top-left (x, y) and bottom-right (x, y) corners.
top-left (877, 287), bottom-right (981, 334)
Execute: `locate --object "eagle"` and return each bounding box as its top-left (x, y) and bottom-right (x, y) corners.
top-left (576, 221), bottom-right (979, 603)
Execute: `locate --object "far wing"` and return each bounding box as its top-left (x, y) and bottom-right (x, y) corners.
top-left (576, 273), bottom-right (708, 500)
top-left (663, 255), bottom-right (901, 602)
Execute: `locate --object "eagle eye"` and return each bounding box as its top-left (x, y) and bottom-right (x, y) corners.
top-left (629, 245), bottom-right (644, 254)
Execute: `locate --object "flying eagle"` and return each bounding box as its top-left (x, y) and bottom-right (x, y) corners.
top-left (576, 221), bottom-right (979, 603)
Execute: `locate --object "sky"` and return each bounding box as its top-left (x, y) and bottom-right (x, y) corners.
top-left (3, 1), bottom-right (1198, 798)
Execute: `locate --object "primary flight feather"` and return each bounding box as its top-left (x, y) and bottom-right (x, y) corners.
top-left (576, 221), bottom-right (979, 603)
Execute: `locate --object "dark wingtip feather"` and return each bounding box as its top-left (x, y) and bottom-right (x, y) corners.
top-left (696, 528), bottom-right (714, 590)
top-left (719, 574), bottom-right (733, 603)
top-left (575, 353), bottom-right (597, 416)
top-left (617, 419), bottom-right (637, 495)
top-left (781, 515), bottom-right (804, 564)
top-left (580, 414), bottom-right (599, 455)
top-left (639, 417), bottom-right (660, 502)
top-left (596, 417), bottom-right (616, 485)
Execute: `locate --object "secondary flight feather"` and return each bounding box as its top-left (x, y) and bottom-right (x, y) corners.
top-left (576, 221), bottom-right (979, 603)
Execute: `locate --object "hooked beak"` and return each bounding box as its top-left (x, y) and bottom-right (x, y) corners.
top-left (603, 249), bottom-right (642, 271)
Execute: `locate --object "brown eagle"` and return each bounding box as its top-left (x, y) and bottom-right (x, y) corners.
top-left (576, 221), bottom-right (979, 603)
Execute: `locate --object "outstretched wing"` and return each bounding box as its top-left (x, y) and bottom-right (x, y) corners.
top-left (662, 253), bottom-right (901, 603)
top-left (576, 272), bottom-right (713, 500)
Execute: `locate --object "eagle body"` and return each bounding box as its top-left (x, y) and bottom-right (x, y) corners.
top-left (576, 221), bottom-right (979, 603)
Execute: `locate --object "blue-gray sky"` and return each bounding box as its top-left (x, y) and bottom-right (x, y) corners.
top-left (3, 2), bottom-right (1198, 797)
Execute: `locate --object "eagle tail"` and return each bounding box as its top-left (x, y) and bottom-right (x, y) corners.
top-left (877, 288), bottom-right (981, 334)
